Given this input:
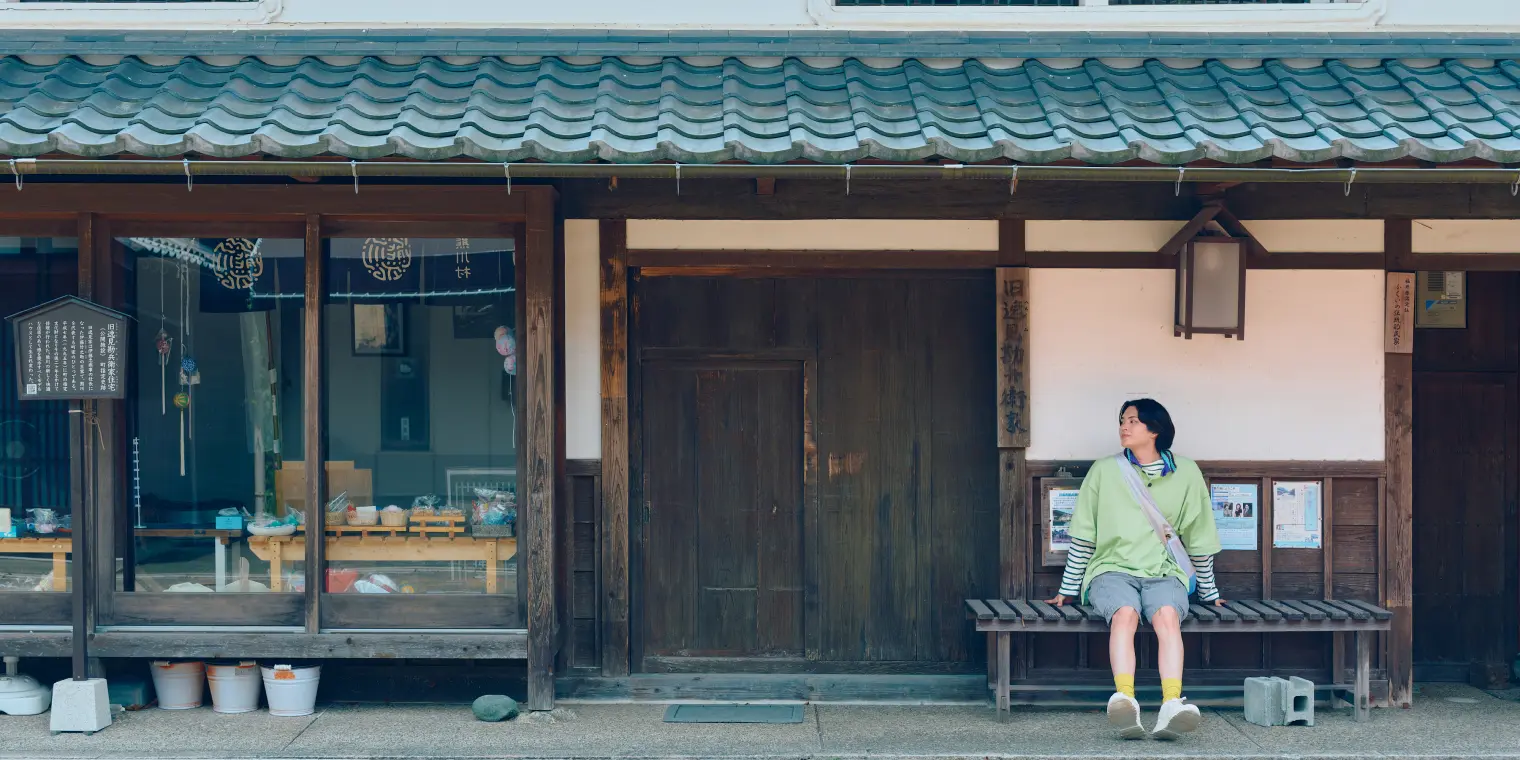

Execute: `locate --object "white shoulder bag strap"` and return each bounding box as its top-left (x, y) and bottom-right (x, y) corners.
top-left (1113, 454), bottom-right (1197, 594)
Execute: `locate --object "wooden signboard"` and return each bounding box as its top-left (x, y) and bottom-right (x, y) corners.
top-left (7, 296), bottom-right (130, 401)
top-left (997, 268), bottom-right (1030, 448)
top-left (1385, 272), bottom-right (1413, 354)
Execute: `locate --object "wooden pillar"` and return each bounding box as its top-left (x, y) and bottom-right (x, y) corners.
top-left (996, 220), bottom-right (1030, 677)
top-left (302, 215), bottom-right (326, 633)
top-left (1384, 219), bottom-right (1415, 708)
top-left (525, 189), bottom-right (561, 710)
top-left (599, 220), bottom-right (630, 677)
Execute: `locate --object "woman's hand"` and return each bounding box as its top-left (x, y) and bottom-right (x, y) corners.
top-left (1045, 594), bottom-right (1068, 607)
top-left (1213, 598), bottom-right (1228, 607)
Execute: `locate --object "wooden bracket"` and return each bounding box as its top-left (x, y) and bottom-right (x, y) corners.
top-left (1157, 201), bottom-right (1270, 258)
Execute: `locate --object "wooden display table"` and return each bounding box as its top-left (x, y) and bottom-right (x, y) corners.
top-left (246, 534), bottom-right (519, 593)
top-left (0, 537), bottom-right (71, 591)
top-left (135, 527), bottom-right (244, 589)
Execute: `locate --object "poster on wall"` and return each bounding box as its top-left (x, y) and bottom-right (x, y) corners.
top-left (1272, 480), bottom-right (1323, 549)
top-left (1209, 483), bottom-right (1258, 551)
top-left (1040, 478), bottom-right (1083, 566)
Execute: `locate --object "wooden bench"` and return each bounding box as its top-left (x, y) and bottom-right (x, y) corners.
top-left (966, 598), bottom-right (1393, 723)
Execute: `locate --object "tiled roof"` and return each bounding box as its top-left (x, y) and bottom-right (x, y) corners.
top-left (2, 30), bottom-right (1520, 60)
top-left (2, 55), bottom-right (1519, 165)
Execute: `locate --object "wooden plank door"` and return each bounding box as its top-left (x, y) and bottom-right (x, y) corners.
top-left (1412, 370), bottom-right (1517, 686)
top-left (639, 360), bottom-right (804, 662)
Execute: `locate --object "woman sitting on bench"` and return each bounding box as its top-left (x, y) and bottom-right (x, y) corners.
top-left (1046, 399), bottom-right (1223, 740)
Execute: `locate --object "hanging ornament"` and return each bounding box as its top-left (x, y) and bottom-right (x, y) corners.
top-left (173, 392), bottom-right (190, 410)
top-left (156, 329), bottom-right (172, 415)
top-left (174, 392), bottom-right (189, 476)
top-left (494, 326), bottom-right (517, 376)
top-left (180, 356), bottom-right (200, 440)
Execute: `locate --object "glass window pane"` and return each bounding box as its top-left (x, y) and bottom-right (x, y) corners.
top-left (323, 237), bottom-right (519, 610)
top-left (0, 237), bottom-right (79, 593)
top-left (118, 237), bottom-right (305, 594)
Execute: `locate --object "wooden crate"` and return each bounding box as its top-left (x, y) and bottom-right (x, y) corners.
top-left (410, 514), bottom-right (466, 536)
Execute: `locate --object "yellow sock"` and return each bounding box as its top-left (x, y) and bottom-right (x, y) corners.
top-left (1115, 673), bottom-right (1135, 699)
top-left (1162, 678), bottom-right (1183, 702)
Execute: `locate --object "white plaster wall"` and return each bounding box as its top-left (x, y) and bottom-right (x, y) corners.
top-left (565, 220), bottom-right (601, 460)
top-left (1027, 268), bottom-right (1384, 462)
top-left (627, 220), bottom-right (998, 251)
top-left (1413, 220), bottom-right (1520, 253)
top-left (1028, 220), bottom-right (1383, 253)
top-left (7, 0), bottom-right (1515, 33)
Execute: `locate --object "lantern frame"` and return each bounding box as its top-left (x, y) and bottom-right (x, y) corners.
top-left (1174, 234), bottom-right (1247, 341)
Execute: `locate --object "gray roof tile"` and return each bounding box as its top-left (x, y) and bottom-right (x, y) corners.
top-left (2, 55), bottom-right (1519, 165)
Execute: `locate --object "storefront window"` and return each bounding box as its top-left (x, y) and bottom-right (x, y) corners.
top-left (119, 237), bottom-right (305, 593)
top-left (0, 237), bottom-right (79, 593)
top-left (323, 237), bottom-right (519, 603)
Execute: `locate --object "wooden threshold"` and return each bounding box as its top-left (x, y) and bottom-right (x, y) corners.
top-left (641, 656), bottom-right (982, 675)
top-left (557, 673), bottom-right (986, 702)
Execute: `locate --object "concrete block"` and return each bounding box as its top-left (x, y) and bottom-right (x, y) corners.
top-left (1284, 676), bottom-right (1315, 727)
top-left (1244, 677), bottom-right (1287, 727)
top-left (49, 679), bottom-right (112, 734)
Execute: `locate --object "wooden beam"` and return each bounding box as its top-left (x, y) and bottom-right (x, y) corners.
top-left (302, 214), bottom-right (325, 634)
top-left (0, 184), bottom-right (534, 218)
top-left (524, 189), bottom-right (560, 711)
top-left (998, 219), bottom-right (1027, 267)
top-left (1157, 203), bottom-right (1223, 258)
top-left (626, 249), bottom-right (998, 269)
top-left (599, 219), bottom-right (631, 677)
top-left (88, 632), bottom-right (528, 660)
top-left (1384, 218), bottom-right (1415, 709)
top-left (996, 268), bottom-right (1030, 448)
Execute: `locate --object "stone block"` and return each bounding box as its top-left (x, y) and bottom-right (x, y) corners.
top-left (1244, 677), bottom-right (1287, 727)
top-left (49, 679), bottom-right (111, 734)
top-left (1284, 676), bottom-right (1315, 727)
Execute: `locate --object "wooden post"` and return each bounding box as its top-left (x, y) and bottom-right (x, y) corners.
top-left (71, 212), bottom-right (95, 679)
top-left (996, 220), bottom-right (1030, 679)
top-left (525, 189), bottom-right (561, 711)
top-left (302, 215), bottom-right (326, 633)
top-left (1384, 220), bottom-right (1415, 708)
top-left (599, 220), bottom-right (630, 677)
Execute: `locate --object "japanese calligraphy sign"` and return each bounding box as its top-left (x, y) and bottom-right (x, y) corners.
top-left (8, 296), bottom-right (131, 401)
top-left (996, 267), bottom-right (1030, 448)
top-left (1385, 272), bottom-right (1413, 354)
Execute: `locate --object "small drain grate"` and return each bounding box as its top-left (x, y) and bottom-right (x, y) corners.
top-left (663, 704), bottom-right (804, 724)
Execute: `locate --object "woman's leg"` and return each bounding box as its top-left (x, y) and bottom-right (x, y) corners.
top-left (1152, 605), bottom-right (1184, 700)
top-left (1109, 606), bottom-right (1140, 696)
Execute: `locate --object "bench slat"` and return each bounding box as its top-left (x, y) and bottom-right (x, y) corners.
top-left (1223, 601), bottom-right (1261, 622)
top-left (988, 599), bottom-right (1021, 621)
top-left (1029, 600), bottom-right (1063, 622)
top-left (1238, 600), bottom-right (1282, 622)
top-left (966, 599), bottom-right (996, 621)
top-left (1211, 602), bottom-right (1239, 623)
top-left (1189, 604), bottom-right (1217, 623)
top-left (1304, 600), bottom-right (1348, 621)
top-left (1343, 599), bottom-right (1394, 621)
top-left (1260, 600), bottom-right (1304, 621)
top-left (1008, 600), bottom-right (1042, 622)
top-left (1077, 605), bottom-right (1105, 623)
top-left (1282, 600), bottom-right (1326, 621)
top-left (1054, 603), bottom-right (1084, 623)
top-left (1324, 599), bottom-right (1372, 621)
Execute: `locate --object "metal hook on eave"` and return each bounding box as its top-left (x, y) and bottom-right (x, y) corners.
top-left (845, 164), bottom-right (852, 196)
top-left (1511, 170), bottom-right (1519, 198)
top-left (504, 162), bottom-right (512, 195)
top-left (9, 158), bottom-right (20, 191)
top-left (351, 160), bottom-right (359, 195)
top-left (674, 163), bottom-right (681, 196)
top-left (1175, 167), bottom-right (1185, 197)
top-left (183, 158), bottom-right (192, 193)
top-left (1009, 165), bottom-right (1019, 195)
top-left (1344, 167), bottom-right (1357, 197)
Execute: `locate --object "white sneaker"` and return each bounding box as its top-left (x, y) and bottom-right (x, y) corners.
top-left (1106, 692), bottom-right (1145, 740)
top-left (1151, 697), bottom-right (1202, 740)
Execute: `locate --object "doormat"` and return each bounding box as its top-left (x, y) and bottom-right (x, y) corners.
top-left (662, 704), bottom-right (804, 724)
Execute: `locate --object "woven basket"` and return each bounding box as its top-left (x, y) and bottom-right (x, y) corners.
top-left (347, 510), bottom-right (379, 527)
top-left (325, 511), bottom-right (346, 527)
top-left (379, 509), bottom-right (409, 527)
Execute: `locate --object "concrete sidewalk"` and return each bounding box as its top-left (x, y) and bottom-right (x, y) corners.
top-left (1, 683), bottom-right (1516, 760)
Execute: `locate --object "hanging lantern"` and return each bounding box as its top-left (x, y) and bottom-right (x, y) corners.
top-left (1175, 232), bottom-right (1247, 341)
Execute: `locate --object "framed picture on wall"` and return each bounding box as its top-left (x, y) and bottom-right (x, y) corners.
top-left (353, 303), bottom-right (406, 356)
top-left (1040, 477), bottom-right (1083, 567)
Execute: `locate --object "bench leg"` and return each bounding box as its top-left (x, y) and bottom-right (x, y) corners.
top-left (987, 632), bottom-right (995, 690)
top-left (1354, 631), bottom-right (1371, 723)
top-left (996, 631), bottom-right (1011, 722)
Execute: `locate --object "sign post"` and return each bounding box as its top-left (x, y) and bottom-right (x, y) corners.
top-left (7, 296), bottom-right (129, 733)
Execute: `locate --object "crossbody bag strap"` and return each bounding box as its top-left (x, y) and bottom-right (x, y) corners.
top-left (1113, 453), bottom-right (1176, 543)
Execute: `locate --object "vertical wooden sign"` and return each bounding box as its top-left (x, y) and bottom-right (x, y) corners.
top-left (1385, 272), bottom-right (1413, 354)
top-left (997, 268), bottom-right (1030, 448)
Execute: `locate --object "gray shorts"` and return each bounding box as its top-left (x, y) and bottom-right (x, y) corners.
top-left (1088, 572), bottom-right (1189, 624)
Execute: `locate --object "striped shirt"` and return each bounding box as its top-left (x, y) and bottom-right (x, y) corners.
top-left (1058, 456), bottom-right (1220, 602)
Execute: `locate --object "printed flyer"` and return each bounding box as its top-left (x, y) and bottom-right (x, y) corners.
top-left (1272, 481), bottom-right (1323, 549)
top-left (1209, 483), bottom-right (1258, 551)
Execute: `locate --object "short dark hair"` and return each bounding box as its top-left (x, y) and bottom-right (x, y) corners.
top-left (1120, 398), bottom-right (1176, 452)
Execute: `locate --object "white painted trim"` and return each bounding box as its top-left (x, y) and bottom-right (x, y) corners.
top-left (0, 0), bottom-right (282, 27)
top-left (806, 0), bottom-right (1386, 31)
top-left (627, 220), bottom-right (999, 251)
top-left (1413, 219), bottom-right (1520, 254)
top-left (565, 220), bottom-right (602, 461)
